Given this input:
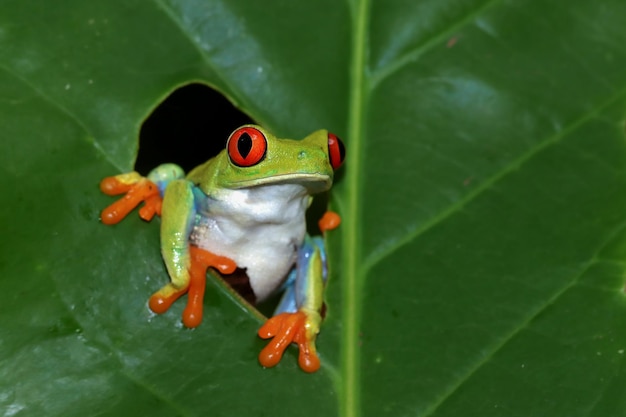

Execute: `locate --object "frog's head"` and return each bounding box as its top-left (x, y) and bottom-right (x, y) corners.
top-left (214, 125), bottom-right (345, 193)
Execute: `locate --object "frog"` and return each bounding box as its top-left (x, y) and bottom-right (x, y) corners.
top-left (99, 125), bottom-right (345, 373)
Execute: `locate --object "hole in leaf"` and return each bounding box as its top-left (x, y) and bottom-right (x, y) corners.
top-left (135, 83), bottom-right (254, 175)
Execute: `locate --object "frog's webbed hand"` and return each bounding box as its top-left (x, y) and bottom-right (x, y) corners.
top-left (100, 173), bottom-right (160, 224)
top-left (150, 246), bottom-right (237, 328)
top-left (258, 236), bottom-right (328, 373)
top-left (148, 180), bottom-right (237, 328)
top-left (99, 164), bottom-right (184, 225)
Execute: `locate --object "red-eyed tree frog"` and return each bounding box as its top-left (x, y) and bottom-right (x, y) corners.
top-left (99, 125), bottom-right (345, 373)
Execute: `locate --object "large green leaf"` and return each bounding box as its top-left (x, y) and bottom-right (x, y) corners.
top-left (2, 0), bottom-right (626, 416)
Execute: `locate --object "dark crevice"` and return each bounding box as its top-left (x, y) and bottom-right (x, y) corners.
top-left (135, 83), bottom-right (254, 175)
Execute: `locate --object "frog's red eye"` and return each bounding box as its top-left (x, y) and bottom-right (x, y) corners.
top-left (327, 133), bottom-right (345, 170)
top-left (227, 126), bottom-right (267, 167)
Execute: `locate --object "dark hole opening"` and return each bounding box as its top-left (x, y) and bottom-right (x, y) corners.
top-left (135, 83), bottom-right (254, 175)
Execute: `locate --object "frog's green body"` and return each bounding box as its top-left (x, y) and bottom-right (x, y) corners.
top-left (100, 125), bottom-right (344, 372)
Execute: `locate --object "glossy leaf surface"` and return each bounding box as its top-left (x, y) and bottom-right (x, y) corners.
top-left (2, 1), bottom-right (626, 416)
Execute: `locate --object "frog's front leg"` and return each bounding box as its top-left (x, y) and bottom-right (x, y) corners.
top-left (148, 180), bottom-right (237, 327)
top-left (258, 236), bottom-right (328, 373)
top-left (100, 164), bottom-right (184, 224)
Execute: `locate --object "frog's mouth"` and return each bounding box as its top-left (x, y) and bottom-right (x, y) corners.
top-left (231, 173), bottom-right (332, 192)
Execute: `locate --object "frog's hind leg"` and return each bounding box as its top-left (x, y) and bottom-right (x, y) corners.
top-left (273, 269), bottom-right (298, 314)
top-left (258, 236), bottom-right (327, 372)
top-left (149, 246), bottom-right (237, 328)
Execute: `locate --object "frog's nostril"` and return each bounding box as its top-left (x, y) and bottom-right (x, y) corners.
top-left (298, 151), bottom-right (307, 159)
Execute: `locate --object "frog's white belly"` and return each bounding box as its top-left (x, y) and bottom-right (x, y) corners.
top-left (190, 183), bottom-right (310, 301)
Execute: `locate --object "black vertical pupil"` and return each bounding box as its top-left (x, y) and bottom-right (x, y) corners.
top-left (337, 137), bottom-right (346, 162)
top-left (237, 133), bottom-right (253, 159)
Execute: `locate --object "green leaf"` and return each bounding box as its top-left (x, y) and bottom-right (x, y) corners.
top-left (2, 0), bottom-right (626, 416)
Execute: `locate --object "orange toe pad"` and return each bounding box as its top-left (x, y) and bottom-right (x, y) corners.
top-left (258, 312), bottom-right (320, 373)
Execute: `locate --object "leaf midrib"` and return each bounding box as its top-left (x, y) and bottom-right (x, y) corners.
top-left (341, 0), bottom-right (371, 415)
top-left (346, 1), bottom-right (626, 415)
top-left (343, 1), bottom-right (510, 416)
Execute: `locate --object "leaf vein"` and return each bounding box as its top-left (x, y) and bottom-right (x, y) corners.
top-left (363, 84), bottom-right (626, 272)
top-left (119, 369), bottom-right (192, 417)
top-left (0, 63), bottom-right (122, 172)
top-left (151, 0), bottom-right (247, 112)
top-left (422, 220), bottom-right (626, 416)
top-left (370, 0), bottom-right (503, 88)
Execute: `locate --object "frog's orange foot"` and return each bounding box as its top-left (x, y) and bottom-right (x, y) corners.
top-left (318, 211), bottom-right (341, 233)
top-left (258, 311), bottom-right (321, 373)
top-left (149, 246), bottom-right (237, 328)
top-left (149, 283), bottom-right (188, 315)
top-left (100, 173), bottom-right (162, 225)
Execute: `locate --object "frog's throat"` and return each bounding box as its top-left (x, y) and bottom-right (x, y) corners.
top-left (227, 173), bottom-right (332, 192)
